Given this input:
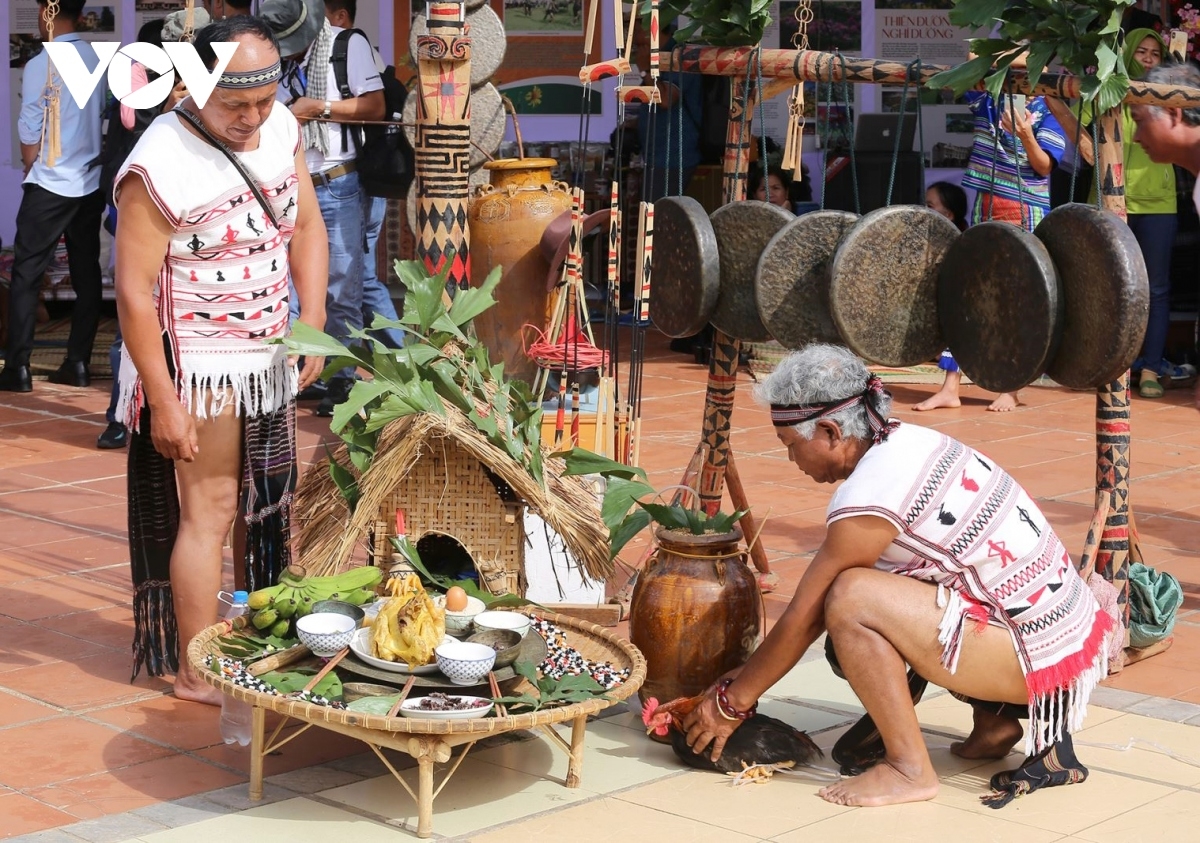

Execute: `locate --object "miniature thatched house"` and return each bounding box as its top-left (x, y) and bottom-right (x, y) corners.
top-left (292, 409), bottom-right (611, 595)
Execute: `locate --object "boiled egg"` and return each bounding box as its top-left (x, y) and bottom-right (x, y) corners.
top-left (445, 586), bottom-right (468, 612)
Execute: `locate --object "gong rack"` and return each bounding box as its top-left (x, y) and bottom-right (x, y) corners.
top-left (648, 44), bottom-right (1200, 668)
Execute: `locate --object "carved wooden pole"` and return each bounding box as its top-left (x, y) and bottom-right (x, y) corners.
top-left (415, 1), bottom-right (472, 289)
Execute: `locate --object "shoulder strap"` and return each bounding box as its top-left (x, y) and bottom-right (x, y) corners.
top-left (329, 29), bottom-right (356, 101)
top-left (173, 107), bottom-right (280, 230)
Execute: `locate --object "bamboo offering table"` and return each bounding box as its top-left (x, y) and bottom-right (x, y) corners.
top-left (188, 613), bottom-right (646, 839)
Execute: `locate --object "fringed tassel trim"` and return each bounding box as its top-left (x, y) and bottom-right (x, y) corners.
top-left (131, 579), bottom-right (179, 680)
top-left (244, 506), bottom-right (292, 593)
top-left (936, 584), bottom-right (968, 674)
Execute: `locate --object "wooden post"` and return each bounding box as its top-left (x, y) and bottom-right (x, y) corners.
top-left (415, 1), bottom-right (472, 290)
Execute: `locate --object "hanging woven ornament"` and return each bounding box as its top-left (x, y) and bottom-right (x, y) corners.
top-left (181, 0), bottom-right (197, 41)
top-left (781, 0), bottom-right (814, 182)
top-left (39, 0), bottom-right (63, 167)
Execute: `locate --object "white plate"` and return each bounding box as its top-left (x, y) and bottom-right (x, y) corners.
top-left (399, 695), bottom-right (494, 720)
top-left (349, 627), bottom-right (443, 675)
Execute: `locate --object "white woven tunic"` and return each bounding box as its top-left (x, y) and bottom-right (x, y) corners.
top-left (115, 102), bottom-right (302, 425)
top-left (827, 423), bottom-right (1112, 753)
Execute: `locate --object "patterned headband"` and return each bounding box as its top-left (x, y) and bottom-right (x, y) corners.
top-left (770, 375), bottom-right (900, 444)
top-left (217, 60), bottom-right (283, 88)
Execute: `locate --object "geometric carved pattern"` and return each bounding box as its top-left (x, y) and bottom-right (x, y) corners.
top-left (1095, 373), bottom-right (1132, 621)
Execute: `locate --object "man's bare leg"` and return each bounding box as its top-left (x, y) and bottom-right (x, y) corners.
top-left (816, 569), bottom-right (1028, 807)
top-left (171, 398), bottom-right (243, 705)
top-left (913, 370), bottom-right (962, 411)
top-left (951, 706), bottom-right (1023, 760)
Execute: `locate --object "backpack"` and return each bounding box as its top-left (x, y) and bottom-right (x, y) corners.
top-left (330, 29), bottom-right (414, 199)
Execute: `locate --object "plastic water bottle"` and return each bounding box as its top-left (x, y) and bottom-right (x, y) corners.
top-left (219, 590), bottom-right (254, 747)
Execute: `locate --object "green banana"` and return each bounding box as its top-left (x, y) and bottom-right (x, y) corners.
top-left (274, 597), bottom-right (298, 619)
top-left (247, 585), bottom-right (282, 611)
top-left (342, 587), bottom-right (377, 606)
top-left (295, 595), bottom-right (315, 618)
top-left (269, 618), bottom-right (292, 638)
top-left (251, 608), bottom-right (278, 630)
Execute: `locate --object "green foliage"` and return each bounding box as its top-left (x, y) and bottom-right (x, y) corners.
top-left (214, 631), bottom-right (297, 661)
top-left (562, 448), bottom-right (747, 559)
top-left (928, 0), bottom-right (1135, 114)
top-left (491, 660), bottom-right (609, 712)
top-left (259, 668), bottom-right (343, 699)
top-left (648, 0), bottom-right (774, 46)
top-left (280, 260), bottom-right (545, 505)
top-left (391, 535), bottom-right (538, 610)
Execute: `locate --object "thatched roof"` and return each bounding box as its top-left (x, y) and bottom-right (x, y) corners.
top-left (292, 409), bottom-right (612, 586)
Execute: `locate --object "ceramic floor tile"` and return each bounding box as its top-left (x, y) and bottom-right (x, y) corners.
top-left (615, 766), bottom-right (851, 837)
top-left (26, 754), bottom-right (244, 820)
top-left (193, 721), bottom-right (364, 777)
top-left (0, 575), bottom-right (130, 621)
top-left (43, 605), bottom-right (137, 652)
top-left (318, 757), bottom-right (595, 838)
top-left (933, 768), bottom-right (1175, 836)
top-left (1069, 713), bottom-right (1200, 787)
top-left (755, 697), bottom-right (859, 736)
top-left (87, 696), bottom-right (230, 752)
top-left (136, 797), bottom-right (399, 843)
top-left (469, 720), bottom-right (682, 793)
top-left (0, 622), bottom-right (113, 673)
top-left (0, 716), bottom-right (173, 790)
top-left (1074, 788), bottom-right (1200, 842)
top-left (2, 651), bottom-right (171, 711)
top-left (0, 788), bottom-right (78, 838)
top-left (763, 654), bottom-right (866, 714)
top-left (468, 795), bottom-right (763, 843)
top-left (0, 689), bottom-right (61, 728)
top-left (770, 800), bottom-right (1065, 843)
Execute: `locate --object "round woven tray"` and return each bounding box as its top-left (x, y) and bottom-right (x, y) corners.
top-left (188, 612), bottom-right (647, 736)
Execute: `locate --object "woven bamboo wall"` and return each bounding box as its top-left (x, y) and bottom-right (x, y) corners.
top-left (372, 434), bottom-right (526, 596)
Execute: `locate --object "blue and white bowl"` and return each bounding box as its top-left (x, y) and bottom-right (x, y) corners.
top-left (296, 612), bottom-right (357, 658)
top-left (434, 641), bottom-right (496, 686)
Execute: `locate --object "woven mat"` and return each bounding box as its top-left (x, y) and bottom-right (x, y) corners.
top-left (18, 316), bottom-right (118, 378)
top-left (745, 340), bottom-right (972, 384)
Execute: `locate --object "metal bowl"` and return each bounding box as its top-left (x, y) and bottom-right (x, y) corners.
top-left (466, 628), bottom-right (523, 669)
top-left (311, 599), bottom-right (366, 626)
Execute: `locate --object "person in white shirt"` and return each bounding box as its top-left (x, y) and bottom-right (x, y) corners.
top-left (262, 0), bottom-right (383, 416)
top-left (1129, 62), bottom-right (1200, 412)
top-left (2, 0), bottom-right (104, 393)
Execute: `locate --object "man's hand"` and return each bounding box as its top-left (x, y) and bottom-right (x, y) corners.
top-left (296, 353), bottom-right (324, 392)
top-left (289, 96), bottom-right (324, 121)
top-left (999, 107), bottom-right (1036, 140)
top-left (681, 683), bottom-right (744, 763)
top-left (150, 399), bottom-right (199, 462)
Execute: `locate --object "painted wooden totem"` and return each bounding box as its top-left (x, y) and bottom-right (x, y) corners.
top-left (414, 0), bottom-right (473, 289)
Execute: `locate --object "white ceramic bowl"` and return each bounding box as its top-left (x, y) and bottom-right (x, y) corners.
top-left (348, 627), bottom-right (444, 674)
top-left (295, 612), bottom-right (357, 658)
top-left (472, 610), bottom-right (531, 639)
top-left (433, 593), bottom-right (486, 635)
top-left (434, 641), bottom-right (496, 686)
top-left (399, 695), bottom-right (494, 720)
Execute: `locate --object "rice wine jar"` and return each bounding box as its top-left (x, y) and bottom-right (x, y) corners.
top-left (629, 525), bottom-right (760, 708)
top-left (468, 158), bottom-right (572, 386)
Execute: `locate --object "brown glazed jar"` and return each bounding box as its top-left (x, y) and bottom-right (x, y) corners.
top-left (468, 158), bottom-right (572, 386)
top-left (629, 525), bottom-right (761, 709)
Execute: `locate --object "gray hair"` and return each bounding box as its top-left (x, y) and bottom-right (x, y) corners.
top-left (754, 344), bottom-right (889, 441)
top-left (1142, 64), bottom-right (1200, 127)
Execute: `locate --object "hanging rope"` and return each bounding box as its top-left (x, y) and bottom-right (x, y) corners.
top-left (754, 46), bottom-right (769, 196)
top-left (838, 53), bottom-right (860, 215)
top-left (782, 0), bottom-right (813, 182)
top-left (1004, 88), bottom-right (1029, 231)
top-left (39, 0), bottom-right (63, 167)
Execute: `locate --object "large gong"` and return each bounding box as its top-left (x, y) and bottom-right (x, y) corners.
top-left (829, 206), bottom-right (960, 367)
top-left (1034, 204), bottom-right (1149, 390)
top-left (938, 222), bottom-right (1063, 394)
top-left (709, 200), bottom-right (794, 342)
top-left (648, 196), bottom-right (720, 338)
top-left (756, 210), bottom-right (858, 349)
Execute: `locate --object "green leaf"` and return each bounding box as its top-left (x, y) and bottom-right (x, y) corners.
top-left (326, 444), bottom-right (360, 511)
top-left (260, 668), bottom-right (343, 698)
top-left (1095, 42), bottom-right (1118, 79)
top-left (926, 54), bottom-right (994, 97)
top-left (637, 501), bottom-right (695, 532)
top-left (279, 320), bottom-right (353, 360)
top-left (1024, 41), bottom-right (1057, 89)
top-left (947, 0), bottom-right (1008, 27)
top-left (448, 265), bottom-right (502, 327)
top-left (513, 659), bottom-right (541, 687)
top-left (427, 360), bottom-right (475, 414)
top-left (561, 448), bottom-right (647, 481)
top-left (609, 508), bottom-right (652, 559)
top-left (600, 476), bottom-right (655, 532)
top-left (330, 379), bottom-right (392, 434)
top-left (711, 508), bottom-right (749, 534)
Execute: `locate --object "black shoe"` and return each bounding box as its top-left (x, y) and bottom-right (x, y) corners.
top-left (0, 365), bottom-right (32, 393)
top-left (314, 377), bottom-right (354, 417)
top-left (97, 421), bottom-right (128, 449)
top-left (47, 359), bottom-right (91, 388)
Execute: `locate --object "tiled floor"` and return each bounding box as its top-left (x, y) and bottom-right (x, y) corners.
top-left (3, 331), bottom-right (1200, 842)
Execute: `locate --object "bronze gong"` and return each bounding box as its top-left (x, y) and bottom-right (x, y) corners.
top-left (937, 222), bottom-right (1063, 394)
top-left (1034, 204), bottom-right (1149, 390)
top-left (756, 210), bottom-right (858, 350)
top-left (648, 196), bottom-right (720, 338)
top-left (709, 200), bottom-right (795, 343)
top-left (829, 205), bottom-right (960, 368)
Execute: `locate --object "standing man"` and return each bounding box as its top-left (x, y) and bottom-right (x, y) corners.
top-left (1, 0), bottom-right (105, 393)
top-left (263, 0), bottom-right (384, 417)
top-left (323, 0), bottom-right (407, 351)
top-left (1131, 62), bottom-right (1200, 413)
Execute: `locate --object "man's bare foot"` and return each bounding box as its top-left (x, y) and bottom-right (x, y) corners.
top-left (817, 758), bottom-right (939, 807)
top-left (950, 708), bottom-right (1023, 760)
top-left (173, 670), bottom-right (225, 706)
top-left (913, 389), bottom-right (962, 411)
top-left (987, 392), bottom-right (1019, 412)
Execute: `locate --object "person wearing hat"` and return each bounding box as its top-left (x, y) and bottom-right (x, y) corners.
top-left (114, 17), bottom-right (328, 702)
top-left (262, 0), bottom-right (384, 417)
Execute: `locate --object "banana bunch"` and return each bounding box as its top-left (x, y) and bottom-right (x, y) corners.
top-left (246, 564), bottom-right (383, 638)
